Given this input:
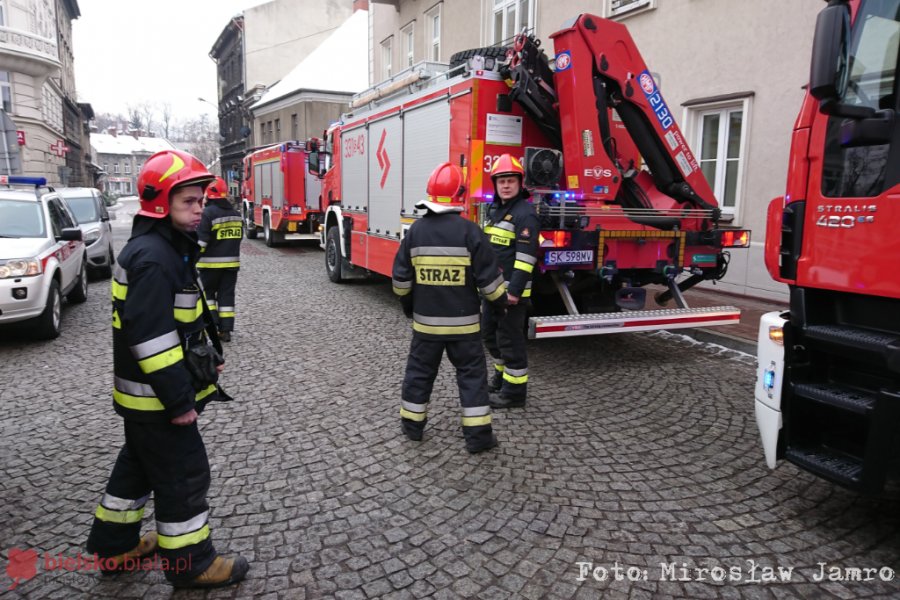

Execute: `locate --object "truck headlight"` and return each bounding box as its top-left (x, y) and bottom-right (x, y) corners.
top-left (0, 258), bottom-right (42, 278)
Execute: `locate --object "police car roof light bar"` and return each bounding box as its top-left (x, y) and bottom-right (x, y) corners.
top-left (0, 175), bottom-right (48, 187)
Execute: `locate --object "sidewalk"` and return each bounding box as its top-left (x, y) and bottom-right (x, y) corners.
top-left (665, 285), bottom-right (788, 355)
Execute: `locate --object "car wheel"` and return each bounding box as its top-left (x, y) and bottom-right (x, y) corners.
top-left (34, 279), bottom-right (62, 339)
top-left (264, 214), bottom-right (278, 248)
top-left (67, 260), bottom-right (88, 303)
top-left (325, 227), bottom-right (343, 283)
top-left (97, 245), bottom-right (115, 279)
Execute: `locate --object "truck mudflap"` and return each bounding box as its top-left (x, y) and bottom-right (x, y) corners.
top-left (755, 311), bottom-right (787, 469)
top-left (528, 305), bottom-right (740, 339)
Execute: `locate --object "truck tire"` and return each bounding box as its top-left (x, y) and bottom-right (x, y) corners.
top-left (449, 46), bottom-right (509, 69)
top-left (34, 279), bottom-right (62, 340)
top-left (244, 206), bottom-right (258, 239)
top-left (325, 227), bottom-right (343, 283)
top-left (264, 214), bottom-right (278, 248)
top-left (67, 260), bottom-right (88, 304)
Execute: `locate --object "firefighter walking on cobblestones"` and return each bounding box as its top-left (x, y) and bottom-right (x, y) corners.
top-left (197, 176), bottom-right (242, 342)
top-left (482, 154), bottom-right (540, 409)
top-left (86, 150), bottom-right (249, 589)
top-left (392, 162), bottom-right (508, 454)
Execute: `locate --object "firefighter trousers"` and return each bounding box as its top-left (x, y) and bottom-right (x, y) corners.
top-left (400, 334), bottom-right (494, 451)
top-left (199, 269), bottom-right (238, 332)
top-left (86, 420), bottom-right (216, 582)
top-left (482, 301), bottom-right (529, 401)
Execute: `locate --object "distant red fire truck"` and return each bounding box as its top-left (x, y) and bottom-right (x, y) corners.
top-left (241, 140), bottom-right (322, 247)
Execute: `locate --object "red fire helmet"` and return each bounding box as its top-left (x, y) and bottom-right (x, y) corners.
top-left (137, 150), bottom-right (215, 218)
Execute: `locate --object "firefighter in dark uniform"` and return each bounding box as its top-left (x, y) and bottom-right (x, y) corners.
top-left (86, 150), bottom-right (249, 589)
top-left (392, 162), bottom-right (508, 454)
top-left (197, 176), bottom-right (242, 342)
top-left (482, 154), bottom-right (540, 409)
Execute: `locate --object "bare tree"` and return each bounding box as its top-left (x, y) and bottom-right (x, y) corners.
top-left (139, 102), bottom-right (156, 136)
top-left (160, 102), bottom-right (173, 138)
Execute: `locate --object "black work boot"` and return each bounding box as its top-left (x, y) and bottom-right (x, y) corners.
top-left (488, 392), bottom-right (525, 409)
top-left (466, 434), bottom-right (499, 454)
top-left (488, 370), bottom-right (503, 393)
top-left (401, 420), bottom-right (424, 442)
top-left (219, 330), bottom-right (231, 342)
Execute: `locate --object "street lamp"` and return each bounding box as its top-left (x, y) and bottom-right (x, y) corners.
top-left (198, 97), bottom-right (218, 110)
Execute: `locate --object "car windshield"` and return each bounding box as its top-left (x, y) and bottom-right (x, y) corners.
top-left (64, 195), bottom-right (99, 224)
top-left (0, 200), bottom-right (46, 238)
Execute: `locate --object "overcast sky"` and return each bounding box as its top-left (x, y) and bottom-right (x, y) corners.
top-left (72, 0), bottom-right (269, 122)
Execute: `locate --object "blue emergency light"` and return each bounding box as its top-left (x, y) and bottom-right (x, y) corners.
top-left (0, 175), bottom-right (48, 186)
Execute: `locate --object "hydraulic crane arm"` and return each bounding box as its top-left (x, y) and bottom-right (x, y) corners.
top-left (505, 14), bottom-right (721, 227)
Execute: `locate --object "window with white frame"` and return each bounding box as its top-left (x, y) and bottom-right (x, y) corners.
top-left (690, 101), bottom-right (748, 217)
top-left (426, 5), bottom-right (441, 61)
top-left (0, 71), bottom-right (11, 113)
top-left (381, 37), bottom-right (393, 79)
top-left (124, 162), bottom-right (131, 174)
top-left (492, 0), bottom-right (533, 45)
top-left (401, 22), bottom-right (414, 68)
top-left (606, 0), bottom-right (657, 19)
top-left (114, 162), bottom-right (120, 174)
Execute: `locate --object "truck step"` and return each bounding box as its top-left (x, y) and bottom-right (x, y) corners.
top-left (528, 306), bottom-right (740, 339)
top-left (791, 382), bottom-right (876, 415)
top-left (283, 233), bottom-right (321, 241)
top-left (784, 446), bottom-right (863, 489)
top-left (804, 324), bottom-right (899, 357)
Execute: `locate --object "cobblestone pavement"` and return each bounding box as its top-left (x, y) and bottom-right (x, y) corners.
top-left (2, 226), bottom-right (900, 599)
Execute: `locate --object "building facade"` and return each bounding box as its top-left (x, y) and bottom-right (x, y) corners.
top-left (91, 130), bottom-right (175, 197)
top-left (209, 15), bottom-right (245, 193)
top-left (369, 0), bottom-right (822, 301)
top-left (0, 0), bottom-right (90, 185)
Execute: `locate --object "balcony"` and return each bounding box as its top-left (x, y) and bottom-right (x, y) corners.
top-left (0, 26), bottom-right (60, 78)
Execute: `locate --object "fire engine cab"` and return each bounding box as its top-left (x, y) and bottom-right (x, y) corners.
top-left (309, 14), bottom-right (751, 339)
top-left (241, 140), bottom-right (322, 247)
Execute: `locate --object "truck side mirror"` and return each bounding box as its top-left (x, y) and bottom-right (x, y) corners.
top-left (308, 152), bottom-right (320, 175)
top-left (809, 2), bottom-right (875, 119)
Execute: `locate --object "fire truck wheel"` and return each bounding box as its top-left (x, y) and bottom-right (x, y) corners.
top-left (449, 46), bottom-right (509, 69)
top-left (245, 209), bottom-right (258, 239)
top-left (264, 214), bottom-right (279, 248)
top-left (325, 227), bottom-right (343, 283)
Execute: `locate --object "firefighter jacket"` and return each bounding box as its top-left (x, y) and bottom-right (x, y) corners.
top-left (483, 191), bottom-right (540, 299)
top-left (392, 207), bottom-right (507, 340)
top-left (197, 198), bottom-right (242, 270)
top-left (111, 217), bottom-right (221, 422)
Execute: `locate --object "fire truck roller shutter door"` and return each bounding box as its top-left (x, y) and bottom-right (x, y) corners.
top-left (401, 97), bottom-right (452, 216)
top-left (341, 125), bottom-right (368, 212)
top-left (367, 114), bottom-right (403, 237)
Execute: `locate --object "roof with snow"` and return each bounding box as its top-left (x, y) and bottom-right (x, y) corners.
top-left (91, 133), bottom-right (176, 156)
top-left (252, 10), bottom-right (368, 110)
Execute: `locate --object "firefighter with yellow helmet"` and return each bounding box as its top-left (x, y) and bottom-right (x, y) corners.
top-left (482, 154), bottom-right (540, 408)
top-left (392, 162), bottom-right (508, 453)
top-left (86, 150), bottom-right (249, 588)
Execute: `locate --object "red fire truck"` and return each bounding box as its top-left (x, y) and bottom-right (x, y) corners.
top-left (755, 0), bottom-right (900, 493)
top-left (309, 14), bottom-right (751, 339)
top-left (241, 140), bottom-right (322, 247)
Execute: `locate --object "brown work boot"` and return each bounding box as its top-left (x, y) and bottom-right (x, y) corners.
top-left (172, 555), bottom-right (250, 589)
top-left (100, 531), bottom-right (158, 574)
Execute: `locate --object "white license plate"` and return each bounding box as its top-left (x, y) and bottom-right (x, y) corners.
top-left (545, 249), bottom-right (594, 266)
top-left (289, 206), bottom-right (302, 214)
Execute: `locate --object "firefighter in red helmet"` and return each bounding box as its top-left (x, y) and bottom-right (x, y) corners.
top-left (197, 176), bottom-right (242, 342)
top-left (86, 150), bottom-right (249, 589)
top-left (482, 154), bottom-right (540, 409)
top-left (392, 162), bottom-right (508, 453)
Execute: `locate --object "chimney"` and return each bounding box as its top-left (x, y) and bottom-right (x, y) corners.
top-left (131, 130), bottom-right (139, 140)
top-left (108, 126), bottom-right (117, 137)
top-left (353, 0), bottom-right (368, 12)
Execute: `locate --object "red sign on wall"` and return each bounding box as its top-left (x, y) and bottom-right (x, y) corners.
top-left (16, 130), bottom-right (25, 145)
